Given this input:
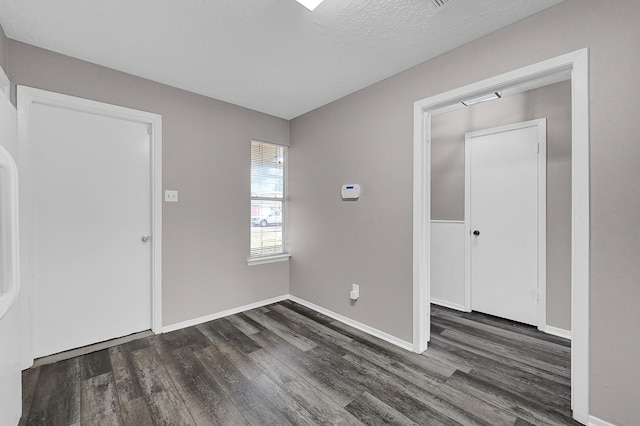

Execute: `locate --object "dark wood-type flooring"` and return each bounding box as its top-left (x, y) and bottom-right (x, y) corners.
top-left (20, 301), bottom-right (579, 425)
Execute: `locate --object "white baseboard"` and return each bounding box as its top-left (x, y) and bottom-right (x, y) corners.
top-left (589, 414), bottom-right (616, 426)
top-left (288, 295), bottom-right (414, 352)
top-left (431, 298), bottom-right (468, 312)
top-left (542, 324), bottom-right (572, 340)
top-left (162, 294), bottom-right (289, 333)
top-left (163, 293), bottom-right (414, 353)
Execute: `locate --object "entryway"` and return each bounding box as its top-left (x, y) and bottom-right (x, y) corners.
top-left (412, 49), bottom-right (590, 423)
top-left (466, 119), bottom-right (546, 327)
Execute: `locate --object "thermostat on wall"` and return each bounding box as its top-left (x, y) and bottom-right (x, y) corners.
top-left (341, 184), bottom-right (360, 200)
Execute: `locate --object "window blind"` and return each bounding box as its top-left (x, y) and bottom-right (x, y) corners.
top-left (250, 141), bottom-right (286, 257)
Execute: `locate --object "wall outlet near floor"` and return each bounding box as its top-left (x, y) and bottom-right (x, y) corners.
top-left (350, 283), bottom-right (360, 300)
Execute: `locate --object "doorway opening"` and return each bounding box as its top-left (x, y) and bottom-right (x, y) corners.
top-left (412, 49), bottom-right (589, 423)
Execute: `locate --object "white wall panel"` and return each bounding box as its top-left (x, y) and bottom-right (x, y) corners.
top-left (430, 221), bottom-right (466, 310)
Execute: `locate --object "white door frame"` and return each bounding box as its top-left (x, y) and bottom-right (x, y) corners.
top-left (464, 119), bottom-right (547, 327)
top-left (413, 48), bottom-right (589, 423)
top-left (17, 86), bottom-right (163, 367)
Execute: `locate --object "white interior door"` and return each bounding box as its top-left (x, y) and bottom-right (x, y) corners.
top-left (30, 97), bottom-right (152, 358)
top-left (465, 119), bottom-right (546, 326)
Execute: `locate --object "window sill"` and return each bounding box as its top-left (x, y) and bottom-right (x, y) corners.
top-left (247, 253), bottom-right (291, 266)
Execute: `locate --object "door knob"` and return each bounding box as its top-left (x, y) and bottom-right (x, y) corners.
top-left (473, 230), bottom-right (480, 236)
top-left (141, 235), bottom-right (150, 243)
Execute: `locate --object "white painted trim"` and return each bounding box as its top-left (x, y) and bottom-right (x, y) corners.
top-left (430, 220), bottom-right (464, 224)
top-left (412, 104), bottom-right (430, 353)
top-left (570, 50), bottom-right (590, 424)
top-left (162, 294), bottom-right (289, 333)
top-left (0, 66), bottom-right (10, 100)
top-left (588, 415), bottom-right (616, 426)
top-left (0, 137), bottom-right (19, 321)
top-left (431, 298), bottom-right (468, 312)
top-left (162, 293), bottom-right (414, 353)
top-left (537, 119), bottom-right (548, 333)
top-left (289, 295), bottom-right (414, 352)
top-left (464, 118), bottom-right (547, 327)
top-left (542, 325), bottom-right (572, 340)
top-left (413, 48), bottom-right (590, 424)
top-left (17, 86), bottom-right (163, 364)
top-left (247, 253), bottom-right (291, 266)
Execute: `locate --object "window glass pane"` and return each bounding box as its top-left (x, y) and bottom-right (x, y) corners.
top-left (250, 140), bottom-right (286, 258)
top-left (251, 142), bottom-right (284, 199)
top-left (250, 200), bottom-right (283, 257)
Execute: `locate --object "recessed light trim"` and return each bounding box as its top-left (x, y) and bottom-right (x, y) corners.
top-left (296, 0), bottom-right (325, 11)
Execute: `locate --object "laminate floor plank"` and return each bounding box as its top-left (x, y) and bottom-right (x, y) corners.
top-left (433, 308), bottom-right (571, 354)
top-left (243, 309), bottom-right (317, 351)
top-left (248, 348), bottom-right (363, 425)
top-left (129, 346), bottom-right (196, 426)
top-left (328, 318), bottom-right (455, 379)
top-left (196, 323), bottom-right (263, 381)
top-left (80, 372), bottom-right (120, 423)
top-left (119, 397), bottom-right (154, 426)
top-left (19, 366), bottom-right (40, 426)
top-left (429, 335), bottom-right (572, 409)
top-left (432, 314), bottom-right (570, 369)
top-left (204, 317), bottom-right (262, 354)
top-left (21, 302), bottom-right (576, 425)
top-left (342, 351), bottom-right (490, 426)
top-left (26, 358), bottom-right (82, 426)
top-left (152, 327), bottom-right (210, 355)
top-left (346, 391), bottom-right (423, 425)
top-left (249, 329), bottom-right (361, 407)
top-left (80, 349), bottom-right (113, 380)
top-left (263, 308), bottom-right (351, 357)
top-left (446, 370), bottom-right (579, 425)
top-left (226, 313), bottom-right (262, 336)
top-left (161, 346), bottom-right (250, 426)
top-left (196, 345), bottom-right (293, 426)
top-left (250, 373), bottom-right (317, 425)
top-left (269, 303), bottom-right (353, 347)
top-left (431, 324), bottom-right (571, 384)
top-left (343, 339), bottom-right (449, 389)
top-left (279, 300), bottom-right (335, 325)
top-left (440, 328), bottom-right (569, 378)
top-left (432, 304), bottom-right (571, 348)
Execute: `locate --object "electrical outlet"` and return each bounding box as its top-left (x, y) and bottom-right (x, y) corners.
top-left (350, 283), bottom-right (359, 300)
top-left (164, 190), bottom-right (178, 202)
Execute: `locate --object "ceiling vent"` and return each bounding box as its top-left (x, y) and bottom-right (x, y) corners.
top-left (427, 0), bottom-right (453, 12)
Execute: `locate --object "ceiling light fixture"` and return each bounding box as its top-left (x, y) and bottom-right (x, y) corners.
top-left (296, 0), bottom-right (325, 11)
top-left (462, 91), bottom-right (502, 106)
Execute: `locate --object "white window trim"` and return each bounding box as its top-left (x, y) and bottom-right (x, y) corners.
top-left (247, 253), bottom-right (291, 266)
top-left (249, 140), bottom-right (288, 261)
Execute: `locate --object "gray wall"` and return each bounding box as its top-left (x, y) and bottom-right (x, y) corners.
top-left (7, 40), bottom-right (290, 327)
top-left (289, 1), bottom-right (640, 424)
top-left (431, 81), bottom-right (571, 331)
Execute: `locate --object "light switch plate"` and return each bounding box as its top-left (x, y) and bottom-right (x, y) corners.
top-left (164, 190), bottom-right (178, 202)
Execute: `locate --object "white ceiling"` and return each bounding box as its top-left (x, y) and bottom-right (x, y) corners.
top-left (0, 0), bottom-right (564, 119)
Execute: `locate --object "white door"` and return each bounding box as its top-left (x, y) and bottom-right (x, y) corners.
top-left (29, 95), bottom-right (152, 358)
top-left (0, 86), bottom-right (22, 426)
top-left (465, 119), bottom-right (546, 326)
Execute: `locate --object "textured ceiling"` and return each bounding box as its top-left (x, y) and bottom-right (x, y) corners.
top-left (0, 0), bottom-right (563, 119)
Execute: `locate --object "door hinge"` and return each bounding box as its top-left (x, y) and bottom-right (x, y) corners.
top-left (147, 126), bottom-right (152, 136)
top-left (537, 143), bottom-right (540, 154)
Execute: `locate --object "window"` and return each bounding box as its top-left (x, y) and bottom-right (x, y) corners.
top-left (250, 140), bottom-right (287, 262)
